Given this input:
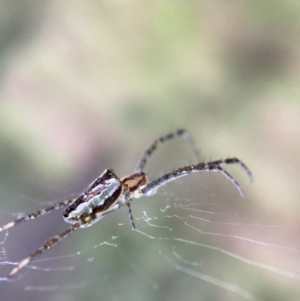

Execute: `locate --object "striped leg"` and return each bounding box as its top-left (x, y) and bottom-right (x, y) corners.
top-left (141, 159), bottom-right (251, 197)
top-left (208, 158), bottom-right (253, 183)
top-left (7, 219), bottom-right (83, 277)
top-left (134, 129), bottom-right (201, 173)
top-left (123, 185), bottom-right (135, 230)
top-left (0, 199), bottom-right (75, 233)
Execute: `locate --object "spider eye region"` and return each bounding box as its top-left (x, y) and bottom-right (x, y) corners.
top-left (63, 169), bottom-right (122, 224)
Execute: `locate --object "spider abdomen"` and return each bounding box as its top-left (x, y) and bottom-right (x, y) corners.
top-left (63, 169), bottom-right (122, 224)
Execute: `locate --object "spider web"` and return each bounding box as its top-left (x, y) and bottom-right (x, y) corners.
top-left (0, 174), bottom-right (299, 301)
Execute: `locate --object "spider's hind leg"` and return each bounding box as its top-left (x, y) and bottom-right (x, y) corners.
top-left (0, 199), bottom-right (75, 233)
top-left (7, 219), bottom-right (83, 277)
top-left (135, 129), bottom-right (201, 173)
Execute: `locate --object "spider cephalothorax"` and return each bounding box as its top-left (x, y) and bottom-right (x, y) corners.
top-left (0, 129), bottom-right (252, 277)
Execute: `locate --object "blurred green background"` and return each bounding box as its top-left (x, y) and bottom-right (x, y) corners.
top-left (0, 1), bottom-right (300, 301)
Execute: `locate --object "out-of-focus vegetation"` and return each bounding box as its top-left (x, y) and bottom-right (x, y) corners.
top-left (0, 1), bottom-right (300, 301)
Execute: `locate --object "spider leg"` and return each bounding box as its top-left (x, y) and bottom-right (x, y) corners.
top-left (140, 161), bottom-right (249, 197)
top-left (123, 185), bottom-right (135, 230)
top-left (0, 199), bottom-right (75, 233)
top-left (7, 200), bottom-right (130, 277)
top-left (134, 129), bottom-right (201, 173)
top-left (208, 158), bottom-right (253, 183)
top-left (7, 219), bottom-right (84, 277)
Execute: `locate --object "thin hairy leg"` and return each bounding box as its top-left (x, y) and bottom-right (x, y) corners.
top-left (0, 199), bottom-right (75, 233)
top-left (123, 185), bottom-right (135, 230)
top-left (135, 129), bottom-right (200, 173)
top-left (7, 220), bottom-right (83, 277)
top-left (141, 161), bottom-right (248, 197)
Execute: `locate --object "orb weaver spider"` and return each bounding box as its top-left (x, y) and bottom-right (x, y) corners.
top-left (0, 129), bottom-right (252, 277)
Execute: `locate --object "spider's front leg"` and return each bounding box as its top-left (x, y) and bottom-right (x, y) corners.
top-left (123, 185), bottom-right (136, 230)
top-left (140, 159), bottom-right (252, 198)
top-left (135, 129), bottom-right (201, 173)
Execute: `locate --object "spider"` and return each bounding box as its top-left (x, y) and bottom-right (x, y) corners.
top-left (0, 129), bottom-right (252, 278)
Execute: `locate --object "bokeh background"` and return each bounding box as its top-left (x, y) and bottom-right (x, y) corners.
top-left (0, 1), bottom-right (300, 301)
